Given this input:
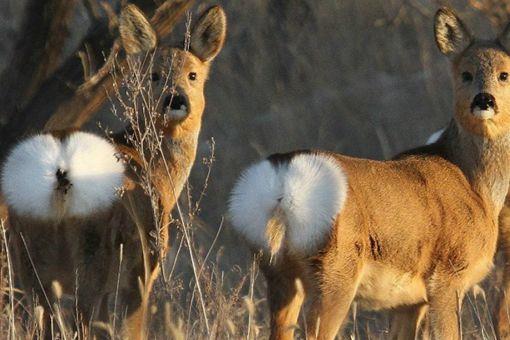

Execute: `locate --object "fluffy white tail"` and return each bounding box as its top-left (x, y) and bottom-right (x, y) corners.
top-left (1, 132), bottom-right (125, 220)
top-left (229, 152), bottom-right (348, 256)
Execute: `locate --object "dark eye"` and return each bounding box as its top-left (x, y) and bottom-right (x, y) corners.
top-left (188, 72), bottom-right (197, 81)
top-left (461, 71), bottom-right (473, 83)
top-left (500, 72), bottom-right (509, 81)
top-left (151, 73), bottom-right (160, 82)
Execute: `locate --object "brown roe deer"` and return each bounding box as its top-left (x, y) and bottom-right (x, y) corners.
top-left (229, 7), bottom-right (510, 340)
top-left (0, 4), bottom-right (226, 339)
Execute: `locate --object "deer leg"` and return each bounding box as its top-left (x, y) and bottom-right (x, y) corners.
top-left (427, 285), bottom-right (463, 340)
top-left (120, 283), bottom-right (145, 340)
top-left (497, 288), bottom-right (510, 340)
top-left (261, 257), bottom-right (306, 340)
top-left (496, 205), bottom-right (510, 339)
top-left (122, 232), bottom-right (167, 339)
top-left (304, 257), bottom-right (361, 340)
top-left (389, 303), bottom-right (429, 340)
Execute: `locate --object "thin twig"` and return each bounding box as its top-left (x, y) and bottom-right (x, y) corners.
top-left (113, 243), bottom-right (124, 336)
top-left (1, 220), bottom-right (15, 340)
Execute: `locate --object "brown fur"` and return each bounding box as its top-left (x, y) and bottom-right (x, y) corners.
top-left (496, 197), bottom-right (510, 339)
top-left (392, 10), bottom-right (510, 339)
top-left (4, 5), bottom-right (226, 339)
top-left (249, 8), bottom-right (510, 340)
top-left (481, 17), bottom-right (510, 340)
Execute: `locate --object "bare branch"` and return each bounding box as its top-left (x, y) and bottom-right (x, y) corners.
top-left (0, 0), bottom-right (79, 122)
top-left (44, 0), bottom-right (195, 131)
top-left (0, 0), bottom-right (194, 160)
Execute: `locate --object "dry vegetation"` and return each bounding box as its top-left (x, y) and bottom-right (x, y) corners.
top-left (1, 0), bottom-right (510, 339)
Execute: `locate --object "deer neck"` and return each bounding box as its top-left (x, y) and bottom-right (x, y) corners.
top-left (157, 120), bottom-right (201, 210)
top-left (443, 119), bottom-right (510, 214)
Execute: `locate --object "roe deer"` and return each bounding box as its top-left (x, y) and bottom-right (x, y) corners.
top-left (228, 7), bottom-right (510, 340)
top-left (0, 4), bottom-right (226, 339)
top-left (423, 125), bottom-right (510, 339)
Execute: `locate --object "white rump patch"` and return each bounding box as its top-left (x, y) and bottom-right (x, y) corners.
top-left (426, 128), bottom-right (445, 145)
top-left (1, 132), bottom-right (125, 220)
top-left (229, 153), bottom-right (348, 254)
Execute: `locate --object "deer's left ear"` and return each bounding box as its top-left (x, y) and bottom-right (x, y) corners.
top-left (190, 6), bottom-right (227, 62)
top-left (119, 4), bottom-right (157, 55)
top-left (498, 22), bottom-right (510, 52)
top-left (434, 7), bottom-right (472, 58)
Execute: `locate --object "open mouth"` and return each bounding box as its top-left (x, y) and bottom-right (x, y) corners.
top-left (163, 93), bottom-right (189, 120)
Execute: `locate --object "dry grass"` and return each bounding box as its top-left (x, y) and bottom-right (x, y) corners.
top-left (1, 0), bottom-right (510, 339)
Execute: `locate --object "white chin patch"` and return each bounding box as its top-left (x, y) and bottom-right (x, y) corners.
top-left (166, 105), bottom-right (189, 120)
top-left (472, 107), bottom-right (495, 119)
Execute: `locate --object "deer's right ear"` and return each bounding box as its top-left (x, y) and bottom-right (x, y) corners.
top-left (119, 4), bottom-right (157, 55)
top-left (434, 7), bottom-right (472, 58)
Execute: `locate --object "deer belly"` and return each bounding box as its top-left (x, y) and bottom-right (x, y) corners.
top-left (355, 261), bottom-right (427, 311)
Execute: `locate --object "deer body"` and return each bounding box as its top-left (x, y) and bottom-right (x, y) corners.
top-left (229, 8), bottom-right (510, 340)
top-left (339, 145), bottom-right (502, 311)
top-left (231, 139), bottom-right (506, 339)
top-left (428, 127), bottom-right (510, 339)
top-left (1, 5), bottom-right (226, 339)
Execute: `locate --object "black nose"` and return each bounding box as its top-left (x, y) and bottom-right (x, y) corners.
top-left (471, 92), bottom-right (496, 111)
top-left (163, 93), bottom-right (187, 111)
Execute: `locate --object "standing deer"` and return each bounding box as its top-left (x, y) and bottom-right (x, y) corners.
top-left (423, 129), bottom-right (510, 338)
top-left (0, 4), bottom-right (226, 339)
top-left (229, 7), bottom-right (510, 340)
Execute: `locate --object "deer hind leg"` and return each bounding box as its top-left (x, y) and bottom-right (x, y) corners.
top-left (389, 303), bottom-right (429, 340)
top-left (120, 281), bottom-right (145, 340)
top-left (119, 196), bottom-right (171, 339)
top-left (427, 283), bottom-right (463, 340)
top-left (304, 255), bottom-right (361, 340)
top-left (497, 287), bottom-right (510, 340)
top-left (261, 257), bottom-right (306, 340)
top-left (496, 204), bottom-right (510, 339)
top-left (118, 257), bottom-right (160, 340)
top-left (121, 238), bottom-right (166, 339)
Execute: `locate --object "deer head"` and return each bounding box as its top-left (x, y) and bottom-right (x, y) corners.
top-left (435, 7), bottom-right (510, 139)
top-left (118, 4), bottom-right (226, 137)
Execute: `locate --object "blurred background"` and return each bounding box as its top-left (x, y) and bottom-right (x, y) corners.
top-left (1, 0), bottom-right (509, 337)
top-left (2, 0), bottom-right (510, 225)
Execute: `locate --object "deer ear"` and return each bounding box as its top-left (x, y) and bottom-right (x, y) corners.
top-left (434, 7), bottom-right (472, 58)
top-left (119, 4), bottom-right (157, 55)
top-left (190, 6), bottom-right (227, 62)
top-left (498, 22), bottom-right (510, 51)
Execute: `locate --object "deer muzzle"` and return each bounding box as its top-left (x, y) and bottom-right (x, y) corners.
top-left (471, 92), bottom-right (496, 119)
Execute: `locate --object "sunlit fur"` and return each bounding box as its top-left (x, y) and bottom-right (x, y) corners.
top-left (452, 45), bottom-right (510, 139)
top-left (389, 9), bottom-right (510, 340)
top-left (1, 132), bottom-right (124, 221)
top-left (229, 153), bottom-right (347, 256)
